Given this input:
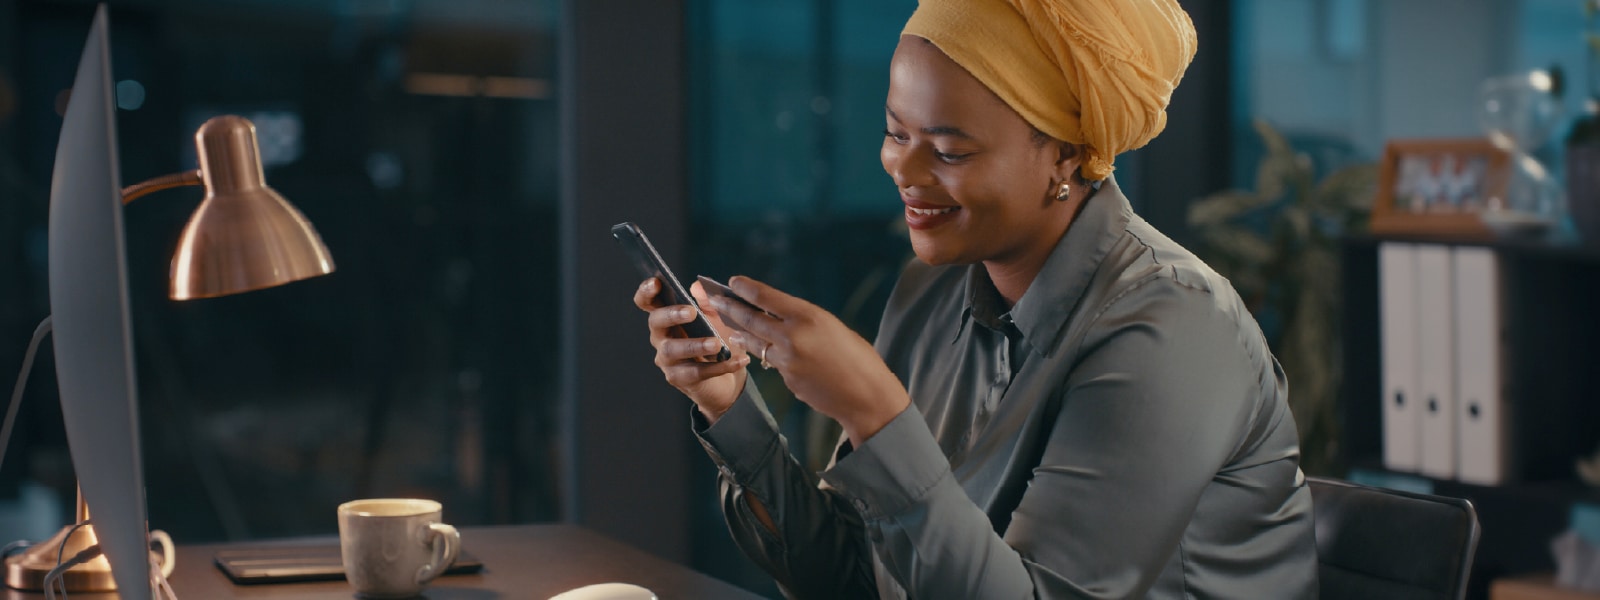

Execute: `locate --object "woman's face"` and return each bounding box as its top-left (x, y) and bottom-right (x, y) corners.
top-left (881, 36), bottom-right (1079, 268)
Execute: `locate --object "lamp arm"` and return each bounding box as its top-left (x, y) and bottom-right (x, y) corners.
top-left (121, 169), bottom-right (203, 204)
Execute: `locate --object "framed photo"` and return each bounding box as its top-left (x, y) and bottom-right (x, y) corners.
top-left (1370, 138), bottom-right (1511, 239)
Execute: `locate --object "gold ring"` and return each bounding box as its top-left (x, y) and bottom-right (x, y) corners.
top-left (759, 345), bottom-right (772, 369)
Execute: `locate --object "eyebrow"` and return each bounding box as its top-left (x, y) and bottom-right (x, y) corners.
top-left (886, 106), bottom-right (974, 140)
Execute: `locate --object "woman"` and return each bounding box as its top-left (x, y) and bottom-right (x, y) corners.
top-left (634, 0), bottom-right (1318, 598)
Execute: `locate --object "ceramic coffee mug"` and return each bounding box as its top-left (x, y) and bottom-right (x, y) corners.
top-left (337, 498), bottom-right (461, 598)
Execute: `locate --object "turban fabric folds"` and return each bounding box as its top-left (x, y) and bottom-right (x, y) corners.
top-left (902, 0), bottom-right (1197, 181)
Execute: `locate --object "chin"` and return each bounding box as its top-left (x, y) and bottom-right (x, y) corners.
top-left (909, 235), bottom-right (964, 266)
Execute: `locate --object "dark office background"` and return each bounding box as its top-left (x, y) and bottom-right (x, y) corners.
top-left (0, 0), bottom-right (565, 557)
top-left (0, 0), bottom-right (1592, 597)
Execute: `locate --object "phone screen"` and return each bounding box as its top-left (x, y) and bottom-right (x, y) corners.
top-left (611, 222), bottom-right (732, 362)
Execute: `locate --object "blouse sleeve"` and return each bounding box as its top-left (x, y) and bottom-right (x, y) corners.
top-left (692, 377), bottom-right (878, 598)
top-left (820, 278), bottom-right (1274, 599)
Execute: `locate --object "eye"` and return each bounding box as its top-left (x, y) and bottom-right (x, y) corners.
top-left (934, 150), bottom-right (973, 163)
top-left (883, 129), bottom-right (909, 144)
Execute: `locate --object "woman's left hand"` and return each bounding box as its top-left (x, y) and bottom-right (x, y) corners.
top-left (709, 276), bottom-right (912, 446)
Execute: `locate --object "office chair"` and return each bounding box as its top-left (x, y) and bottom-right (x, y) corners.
top-left (1307, 476), bottom-right (1480, 600)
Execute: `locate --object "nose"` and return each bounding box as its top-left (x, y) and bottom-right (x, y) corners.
top-left (881, 141), bottom-right (935, 190)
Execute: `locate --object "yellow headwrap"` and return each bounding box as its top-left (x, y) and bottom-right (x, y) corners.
top-left (902, 0), bottom-right (1197, 181)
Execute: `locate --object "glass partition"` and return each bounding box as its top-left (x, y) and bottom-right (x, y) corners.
top-left (686, 0), bottom-right (912, 593)
top-left (688, 0), bottom-right (915, 466)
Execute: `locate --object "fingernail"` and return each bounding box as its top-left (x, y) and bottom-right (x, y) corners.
top-left (709, 297), bottom-right (726, 311)
top-left (728, 333), bottom-right (746, 347)
top-left (678, 307), bottom-right (693, 320)
top-left (703, 339), bottom-right (719, 352)
top-left (738, 355), bottom-right (750, 366)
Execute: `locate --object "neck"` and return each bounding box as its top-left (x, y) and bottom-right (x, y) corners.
top-left (983, 259), bottom-right (1044, 308)
top-left (983, 182), bottom-right (1095, 307)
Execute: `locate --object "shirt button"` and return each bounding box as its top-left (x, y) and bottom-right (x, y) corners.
top-left (852, 498), bottom-right (870, 514)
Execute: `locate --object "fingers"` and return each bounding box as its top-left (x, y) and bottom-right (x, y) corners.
top-left (710, 293), bottom-right (785, 346)
top-left (729, 276), bottom-right (809, 320)
top-left (661, 353), bottom-right (749, 388)
top-left (730, 333), bottom-right (782, 370)
top-left (655, 336), bottom-right (726, 365)
top-left (690, 280), bottom-right (735, 336)
top-left (655, 335), bottom-right (748, 387)
top-left (647, 304), bottom-right (698, 331)
top-left (644, 304), bottom-right (693, 346)
top-left (689, 279), bottom-right (711, 308)
top-left (633, 277), bottom-right (664, 311)
top-left (636, 276), bottom-right (750, 400)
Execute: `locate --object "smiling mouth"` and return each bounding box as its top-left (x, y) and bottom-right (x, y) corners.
top-left (906, 206), bottom-right (958, 216)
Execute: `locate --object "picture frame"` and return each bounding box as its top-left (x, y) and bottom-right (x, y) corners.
top-left (1370, 138), bottom-right (1512, 239)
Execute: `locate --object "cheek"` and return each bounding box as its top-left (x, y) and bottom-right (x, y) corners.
top-left (986, 155), bottom-right (1054, 206)
top-left (880, 143), bottom-right (893, 177)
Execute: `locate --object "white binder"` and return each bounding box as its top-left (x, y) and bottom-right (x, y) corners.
top-left (1379, 243), bottom-right (1421, 472)
top-left (1416, 244), bottom-right (1457, 479)
top-left (1382, 241), bottom-right (1420, 473)
top-left (1453, 246), bottom-right (1510, 484)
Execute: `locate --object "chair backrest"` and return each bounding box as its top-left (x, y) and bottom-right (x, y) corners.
top-left (1308, 476), bottom-right (1481, 600)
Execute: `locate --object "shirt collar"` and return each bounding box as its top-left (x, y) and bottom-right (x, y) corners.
top-left (955, 176), bottom-right (1133, 356)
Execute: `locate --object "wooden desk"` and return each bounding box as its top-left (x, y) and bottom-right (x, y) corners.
top-left (6, 524), bottom-right (763, 599)
top-left (1491, 573), bottom-right (1600, 600)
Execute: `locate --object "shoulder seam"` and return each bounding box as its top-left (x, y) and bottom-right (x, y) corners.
top-left (1123, 227), bottom-right (1161, 265)
top-left (1072, 265), bottom-right (1270, 465)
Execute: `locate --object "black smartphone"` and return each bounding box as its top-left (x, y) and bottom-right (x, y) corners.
top-left (695, 275), bottom-right (767, 337)
top-left (611, 222), bottom-right (732, 362)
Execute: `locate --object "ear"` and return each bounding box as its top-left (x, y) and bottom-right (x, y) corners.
top-left (1053, 142), bottom-right (1084, 184)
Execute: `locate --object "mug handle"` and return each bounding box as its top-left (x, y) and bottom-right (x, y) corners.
top-left (414, 522), bottom-right (461, 585)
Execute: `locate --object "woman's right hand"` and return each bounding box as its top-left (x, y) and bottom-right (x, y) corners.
top-left (634, 277), bottom-right (750, 423)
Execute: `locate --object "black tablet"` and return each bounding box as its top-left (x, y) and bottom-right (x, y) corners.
top-left (214, 543), bottom-right (482, 585)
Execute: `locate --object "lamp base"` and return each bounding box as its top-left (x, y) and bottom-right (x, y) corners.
top-left (3, 522), bottom-right (159, 592)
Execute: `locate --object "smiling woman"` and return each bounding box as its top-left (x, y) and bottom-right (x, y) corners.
top-left (641, 0), bottom-right (1319, 598)
top-left (880, 37), bottom-right (1089, 300)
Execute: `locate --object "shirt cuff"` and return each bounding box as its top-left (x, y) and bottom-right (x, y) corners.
top-left (691, 377), bottom-right (784, 479)
top-left (821, 403), bottom-right (951, 520)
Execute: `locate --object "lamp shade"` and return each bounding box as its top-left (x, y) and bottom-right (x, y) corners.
top-left (170, 115), bottom-right (334, 300)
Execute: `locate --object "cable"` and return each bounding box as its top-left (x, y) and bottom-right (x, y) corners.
top-left (7, 316), bottom-right (180, 599)
top-left (146, 529), bottom-right (177, 599)
top-left (148, 529), bottom-right (175, 579)
top-left (1, 540), bottom-right (29, 557)
top-left (36, 526), bottom-right (179, 600)
top-left (43, 518), bottom-right (93, 600)
top-left (44, 544), bottom-right (100, 600)
top-left (151, 560), bottom-right (176, 599)
top-left (0, 315), bottom-right (52, 473)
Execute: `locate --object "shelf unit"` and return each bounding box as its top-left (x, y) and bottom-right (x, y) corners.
top-left (1339, 235), bottom-right (1600, 599)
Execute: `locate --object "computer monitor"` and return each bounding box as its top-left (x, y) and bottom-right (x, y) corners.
top-left (47, 5), bottom-right (153, 598)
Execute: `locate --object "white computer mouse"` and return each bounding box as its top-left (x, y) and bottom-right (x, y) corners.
top-left (547, 582), bottom-right (657, 600)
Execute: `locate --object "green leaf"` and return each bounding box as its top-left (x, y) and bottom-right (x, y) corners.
top-left (1202, 225), bottom-right (1276, 266)
top-left (1188, 190), bottom-right (1268, 226)
top-left (1309, 163), bottom-right (1379, 214)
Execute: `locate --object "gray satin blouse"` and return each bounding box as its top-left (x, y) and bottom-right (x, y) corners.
top-left (693, 177), bottom-right (1318, 599)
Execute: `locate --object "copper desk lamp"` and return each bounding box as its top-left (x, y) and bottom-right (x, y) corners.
top-left (4, 115), bottom-right (335, 592)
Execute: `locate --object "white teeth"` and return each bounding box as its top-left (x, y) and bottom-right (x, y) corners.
top-left (907, 206), bottom-right (956, 216)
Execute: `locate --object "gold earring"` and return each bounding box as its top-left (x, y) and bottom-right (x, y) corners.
top-left (1056, 180), bottom-right (1071, 200)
